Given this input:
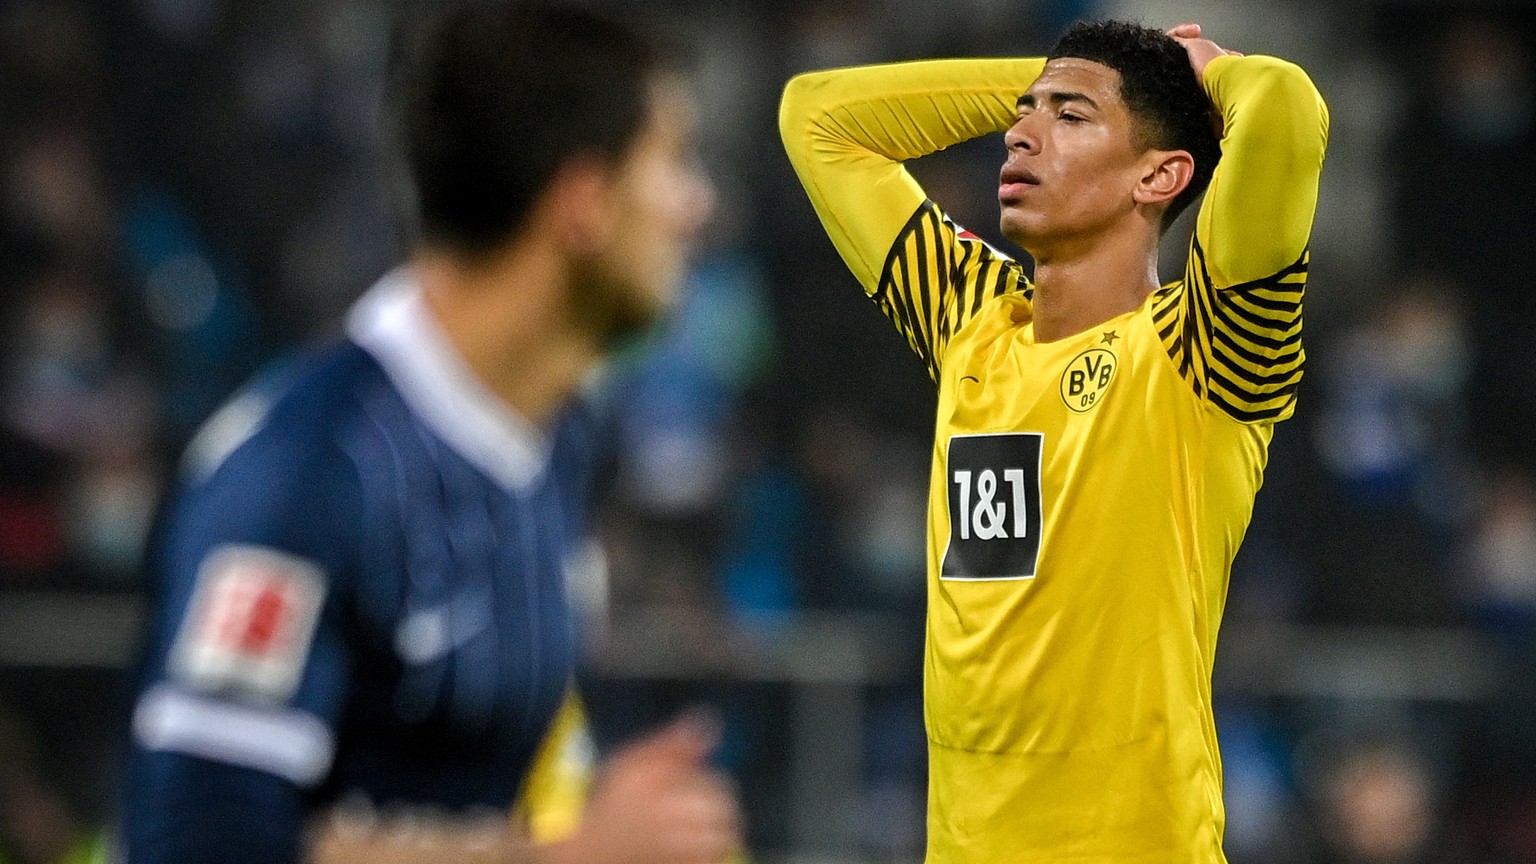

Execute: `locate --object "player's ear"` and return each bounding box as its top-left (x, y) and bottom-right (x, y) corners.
top-left (1132, 149), bottom-right (1194, 209)
top-left (545, 156), bottom-right (612, 255)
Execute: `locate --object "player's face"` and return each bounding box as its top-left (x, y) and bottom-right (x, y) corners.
top-left (998, 58), bottom-right (1151, 253)
top-left (582, 75), bottom-right (713, 343)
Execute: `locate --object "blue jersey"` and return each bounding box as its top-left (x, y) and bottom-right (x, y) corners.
top-left (123, 271), bottom-right (597, 863)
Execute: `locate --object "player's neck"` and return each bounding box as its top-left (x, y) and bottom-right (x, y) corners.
top-left (1027, 229), bottom-right (1161, 343)
top-left (414, 244), bottom-right (601, 428)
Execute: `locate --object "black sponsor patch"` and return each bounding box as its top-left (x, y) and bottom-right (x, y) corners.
top-left (941, 432), bottom-right (1043, 580)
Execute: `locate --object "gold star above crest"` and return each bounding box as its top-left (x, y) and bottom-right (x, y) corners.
top-left (1101, 331), bottom-right (1120, 345)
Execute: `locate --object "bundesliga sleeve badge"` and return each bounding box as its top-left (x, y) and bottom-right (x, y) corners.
top-left (170, 544), bottom-right (326, 702)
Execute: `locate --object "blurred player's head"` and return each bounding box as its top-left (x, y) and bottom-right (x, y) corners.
top-left (390, 2), bottom-right (712, 342)
top-left (999, 20), bottom-right (1219, 250)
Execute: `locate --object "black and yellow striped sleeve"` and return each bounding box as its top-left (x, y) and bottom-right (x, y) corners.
top-left (1155, 54), bottom-right (1328, 422)
top-left (876, 200), bottom-right (1027, 379)
top-left (1154, 243), bottom-right (1307, 421)
top-left (779, 58), bottom-right (1042, 379)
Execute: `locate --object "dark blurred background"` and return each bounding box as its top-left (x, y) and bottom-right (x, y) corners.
top-left (1, 0), bottom-right (1533, 862)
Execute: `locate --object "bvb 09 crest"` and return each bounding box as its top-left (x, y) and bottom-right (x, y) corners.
top-left (1060, 348), bottom-right (1117, 413)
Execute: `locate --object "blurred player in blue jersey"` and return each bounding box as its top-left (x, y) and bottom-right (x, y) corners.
top-left (120, 3), bottom-right (738, 863)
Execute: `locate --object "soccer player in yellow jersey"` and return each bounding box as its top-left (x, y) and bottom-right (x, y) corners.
top-left (780, 19), bottom-right (1327, 863)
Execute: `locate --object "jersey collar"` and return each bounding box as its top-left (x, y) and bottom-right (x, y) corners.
top-left (346, 267), bottom-right (550, 492)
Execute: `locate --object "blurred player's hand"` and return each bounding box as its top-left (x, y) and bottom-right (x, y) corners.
top-left (309, 809), bottom-right (520, 864)
top-left (1166, 23), bottom-right (1243, 83)
top-left (538, 711), bottom-right (743, 864)
top-left (307, 711), bottom-right (741, 864)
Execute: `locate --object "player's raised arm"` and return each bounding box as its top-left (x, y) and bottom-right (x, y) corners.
top-left (1157, 27), bottom-right (1328, 422)
top-left (778, 59), bottom-right (1040, 291)
top-left (1182, 35), bottom-right (1329, 288)
top-left (779, 59), bottom-right (1042, 377)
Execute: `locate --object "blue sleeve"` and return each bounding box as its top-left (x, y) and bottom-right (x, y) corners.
top-left (123, 758), bottom-right (309, 864)
top-left (123, 395), bottom-right (364, 864)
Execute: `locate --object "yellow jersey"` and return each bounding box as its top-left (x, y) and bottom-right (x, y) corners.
top-left (781, 54), bottom-right (1327, 862)
top-left (515, 688), bottom-right (594, 844)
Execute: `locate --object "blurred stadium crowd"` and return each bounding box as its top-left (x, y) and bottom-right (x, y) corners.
top-left (0, 0), bottom-right (1534, 862)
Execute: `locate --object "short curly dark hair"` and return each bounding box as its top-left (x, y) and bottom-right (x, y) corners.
top-left (388, 2), bottom-right (658, 255)
top-left (1049, 20), bottom-right (1221, 231)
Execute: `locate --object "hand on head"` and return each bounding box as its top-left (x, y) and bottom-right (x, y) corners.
top-left (541, 710), bottom-right (743, 864)
top-left (1166, 23), bottom-right (1244, 83)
